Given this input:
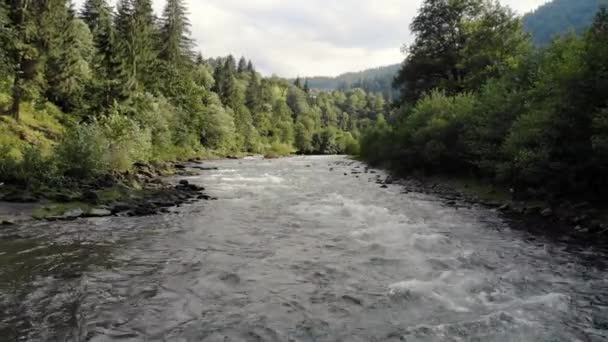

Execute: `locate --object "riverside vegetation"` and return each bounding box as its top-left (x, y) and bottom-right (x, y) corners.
top-left (0, 0), bottom-right (384, 216)
top-left (359, 0), bottom-right (608, 235)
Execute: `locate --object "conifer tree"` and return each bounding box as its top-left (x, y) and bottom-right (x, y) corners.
top-left (4, 0), bottom-right (42, 119)
top-left (225, 54), bottom-right (236, 74)
top-left (159, 0), bottom-right (193, 66)
top-left (237, 56), bottom-right (247, 73)
top-left (115, 0), bottom-right (158, 92)
top-left (81, 0), bottom-right (115, 76)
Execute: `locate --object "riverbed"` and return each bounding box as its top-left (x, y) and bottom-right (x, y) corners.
top-left (1, 156), bottom-right (607, 341)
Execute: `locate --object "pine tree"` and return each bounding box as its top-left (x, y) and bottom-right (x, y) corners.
top-left (81, 0), bottom-right (115, 76)
top-left (115, 0), bottom-right (159, 92)
top-left (159, 0), bottom-right (193, 66)
top-left (294, 77), bottom-right (302, 89)
top-left (246, 59), bottom-right (254, 73)
top-left (237, 56), bottom-right (247, 73)
top-left (3, 0), bottom-right (43, 120)
top-left (303, 79), bottom-right (310, 93)
top-left (225, 54), bottom-right (236, 74)
top-left (195, 52), bottom-right (204, 65)
top-left (0, 2), bottom-right (13, 78)
top-left (246, 72), bottom-right (261, 112)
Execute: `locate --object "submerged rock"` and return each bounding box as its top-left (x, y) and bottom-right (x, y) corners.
top-left (87, 208), bottom-right (113, 217)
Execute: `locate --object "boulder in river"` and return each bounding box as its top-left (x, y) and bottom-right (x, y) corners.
top-left (86, 208), bottom-right (113, 217)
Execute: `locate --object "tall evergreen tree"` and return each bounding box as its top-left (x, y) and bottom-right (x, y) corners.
top-left (159, 0), bottom-right (192, 66)
top-left (81, 0), bottom-right (115, 76)
top-left (3, 0), bottom-right (42, 119)
top-left (246, 59), bottom-right (254, 73)
top-left (237, 56), bottom-right (247, 73)
top-left (115, 0), bottom-right (158, 92)
top-left (224, 54), bottom-right (236, 74)
top-left (294, 76), bottom-right (302, 89)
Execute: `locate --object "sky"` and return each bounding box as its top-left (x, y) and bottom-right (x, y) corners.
top-left (74, 0), bottom-right (549, 77)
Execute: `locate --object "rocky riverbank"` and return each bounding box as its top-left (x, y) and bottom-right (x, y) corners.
top-left (337, 159), bottom-right (608, 244)
top-left (0, 160), bottom-right (216, 223)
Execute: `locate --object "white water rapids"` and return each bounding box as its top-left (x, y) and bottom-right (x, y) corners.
top-left (0, 156), bottom-right (607, 341)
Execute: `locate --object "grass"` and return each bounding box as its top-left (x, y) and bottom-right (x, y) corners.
top-left (0, 98), bottom-right (66, 159)
top-left (32, 202), bottom-right (93, 220)
top-left (263, 143), bottom-right (294, 159)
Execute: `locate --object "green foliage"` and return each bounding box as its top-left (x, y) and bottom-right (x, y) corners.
top-left (361, 3), bottom-right (608, 199)
top-left (55, 124), bottom-right (109, 179)
top-left (0, 0), bottom-right (380, 193)
top-left (394, 0), bottom-right (529, 102)
top-left (523, 0), bottom-right (608, 45)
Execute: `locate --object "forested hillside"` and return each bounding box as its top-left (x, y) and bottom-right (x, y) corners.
top-left (302, 64), bottom-right (400, 100)
top-left (0, 0), bottom-right (385, 189)
top-left (360, 0), bottom-right (608, 201)
top-left (523, 0), bottom-right (608, 45)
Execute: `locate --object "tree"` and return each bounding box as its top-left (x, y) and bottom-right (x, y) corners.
top-left (3, 0), bottom-right (42, 120)
top-left (45, 17), bottom-right (94, 112)
top-left (81, 0), bottom-right (116, 77)
top-left (0, 1), bottom-right (13, 82)
top-left (115, 0), bottom-right (159, 92)
top-left (293, 76), bottom-right (302, 89)
top-left (159, 0), bottom-right (193, 66)
top-left (237, 56), bottom-right (247, 73)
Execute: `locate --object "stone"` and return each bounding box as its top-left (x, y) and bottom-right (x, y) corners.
top-left (87, 208), bottom-right (112, 217)
top-left (109, 202), bottom-right (132, 213)
top-left (381, 185), bottom-right (389, 189)
top-left (1, 220), bottom-right (15, 226)
top-left (541, 208), bottom-right (553, 217)
top-left (82, 190), bottom-right (100, 203)
top-left (62, 208), bottom-right (84, 219)
top-left (498, 203), bottom-right (510, 211)
top-left (179, 180), bottom-right (190, 186)
top-left (2, 191), bottom-right (38, 203)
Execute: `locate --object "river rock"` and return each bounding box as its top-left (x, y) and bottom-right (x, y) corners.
top-left (82, 190), bottom-right (100, 204)
top-left (541, 208), bottom-right (553, 217)
top-left (109, 202), bottom-right (133, 213)
top-left (498, 203), bottom-right (510, 211)
top-left (87, 208), bottom-right (113, 217)
top-left (1, 220), bottom-right (15, 226)
top-left (62, 208), bottom-right (85, 219)
top-left (2, 191), bottom-right (38, 203)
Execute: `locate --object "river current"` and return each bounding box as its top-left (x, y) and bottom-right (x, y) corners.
top-left (1, 155), bottom-right (607, 341)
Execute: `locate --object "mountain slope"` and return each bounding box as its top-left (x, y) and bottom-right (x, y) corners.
top-left (523, 0), bottom-right (608, 45)
top-left (302, 64), bottom-right (401, 99)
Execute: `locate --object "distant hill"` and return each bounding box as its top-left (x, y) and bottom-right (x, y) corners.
top-left (301, 64), bottom-right (401, 100)
top-left (523, 0), bottom-right (608, 45)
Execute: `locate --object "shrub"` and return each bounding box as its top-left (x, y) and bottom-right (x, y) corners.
top-left (55, 124), bottom-right (109, 179)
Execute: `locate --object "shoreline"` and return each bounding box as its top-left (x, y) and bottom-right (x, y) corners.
top-left (352, 160), bottom-right (608, 246)
top-left (0, 159), bottom-right (216, 224)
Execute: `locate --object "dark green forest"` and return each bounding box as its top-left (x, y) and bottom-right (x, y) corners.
top-left (523, 0), bottom-right (608, 45)
top-left (360, 0), bottom-right (608, 201)
top-left (299, 64), bottom-right (401, 101)
top-left (0, 0), bottom-right (385, 188)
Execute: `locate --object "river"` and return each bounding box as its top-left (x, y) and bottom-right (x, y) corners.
top-left (0, 155), bottom-right (607, 341)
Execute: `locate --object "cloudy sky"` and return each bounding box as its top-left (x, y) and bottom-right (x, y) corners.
top-left (74, 0), bottom-right (548, 77)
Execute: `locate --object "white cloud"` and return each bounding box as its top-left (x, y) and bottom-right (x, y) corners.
top-left (73, 0), bottom-right (548, 77)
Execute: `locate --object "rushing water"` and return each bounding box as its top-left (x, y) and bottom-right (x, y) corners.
top-left (1, 156), bottom-right (607, 341)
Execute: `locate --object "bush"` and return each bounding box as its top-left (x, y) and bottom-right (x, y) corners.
top-left (98, 109), bottom-right (152, 171)
top-left (264, 142), bottom-right (293, 159)
top-left (55, 124), bottom-right (109, 179)
top-left (0, 145), bottom-right (58, 188)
